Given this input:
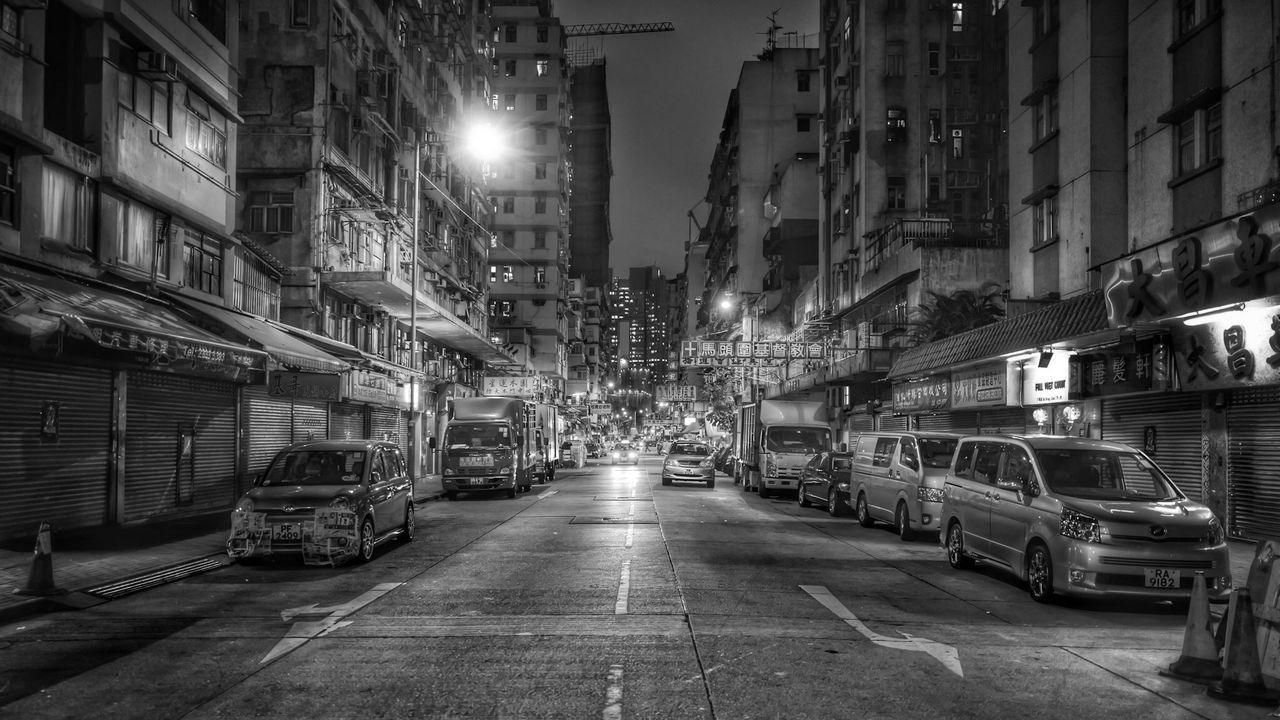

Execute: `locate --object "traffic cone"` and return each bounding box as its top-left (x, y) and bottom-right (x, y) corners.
top-left (1160, 572), bottom-right (1222, 684)
top-left (13, 521), bottom-right (66, 597)
top-left (1208, 588), bottom-right (1280, 705)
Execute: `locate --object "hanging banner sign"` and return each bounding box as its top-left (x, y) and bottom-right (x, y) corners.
top-left (892, 375), bottom-right (951, 413)
top-left (679, 340), bottom-right (825, 367)
top-left (950, 362), bottom-right (1013, 409)
top-left (655, 384), bottom-right (697, 402)
top-left (590, 403), bottom-right (612, 417)
top-left (482, 375), bottom-right (541, 398)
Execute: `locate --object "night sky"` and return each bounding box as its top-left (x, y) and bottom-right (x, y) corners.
top-left (553, 0), bottom-right (820, 280)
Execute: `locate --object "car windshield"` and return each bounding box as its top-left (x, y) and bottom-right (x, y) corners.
top-left (1035, 448), bottom-right (1182, 501)
top-left (261, 450), bottom-right (366, 487)
top-left (917, 438), bottom-right (959, 468)
top-left (765, 427), bottom-right (831, 454)
top-left (671, 443), bottom-right (709, 456)
top-left (445, 423), bottom-right (513, 450)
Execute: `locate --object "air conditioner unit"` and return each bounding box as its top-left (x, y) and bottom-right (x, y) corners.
top-left (136, 51), bottom-right (178, 81)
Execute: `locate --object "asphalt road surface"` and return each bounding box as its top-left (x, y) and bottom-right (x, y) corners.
top-left (0, 455), bottom-right (1258, 719)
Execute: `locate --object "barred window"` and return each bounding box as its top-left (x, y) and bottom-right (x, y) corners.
top-left (248, 191), bottom-right (295, 234)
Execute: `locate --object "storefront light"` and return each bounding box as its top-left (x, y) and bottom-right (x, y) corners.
top-left (1180, 302), bottom-right (1248, 327)
top-left (1033, 408), bottom-right (1050, 425)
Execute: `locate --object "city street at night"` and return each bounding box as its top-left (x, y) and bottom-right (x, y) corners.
top-left (0, 457), bottom-right (1262, 719)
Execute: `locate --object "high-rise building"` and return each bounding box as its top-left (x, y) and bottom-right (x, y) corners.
top-left (568, 60), bottom-right (612, 289)
top-left (488, 0), bottom-right (572, 393)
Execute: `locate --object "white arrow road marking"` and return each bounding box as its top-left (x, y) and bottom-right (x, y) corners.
top-left (800, 584), bottom-right (963, 677)
top-left (262, 582), bottom-right (402, 665)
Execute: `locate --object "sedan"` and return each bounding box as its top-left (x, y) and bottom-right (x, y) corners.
top-left (226, 440), bottom-right (414, 565)
top-left (662, 441), bottom-right (716, 488)
top-left (798, 451), bottom-right (853, 517)
top-left (611, 445), bottom-right (639, 464)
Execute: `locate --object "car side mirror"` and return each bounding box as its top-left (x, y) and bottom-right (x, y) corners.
top-left (371, 471), bottom-right (383, 484)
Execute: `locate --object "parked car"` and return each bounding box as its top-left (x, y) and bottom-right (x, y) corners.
top-left (711, 445), bottom-right (734, 474)
top-left (586, 442), bottom-right (602, 459)
top-left (797, 451), bottom-right (854, 516)
top-left (611, 443), bottom-right (639, 465)
top-left (940, 434), bottom-right (1231, 603)
top-left (226, 440), bottom-right (414, 565)
top-left (662, 441), bottom-right (716, 487)
top-left (848, 431), bottom-right (963, 540)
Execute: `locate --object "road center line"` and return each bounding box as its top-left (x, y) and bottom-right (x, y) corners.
top-left (614, 559), bottom-right (631, 614)
top-left (602, 664), bottom-right (624, 720)
top-left (625, 524), bottom-right (634, 548)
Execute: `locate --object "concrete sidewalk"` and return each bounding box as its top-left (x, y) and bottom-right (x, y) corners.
top-left (0, 474), bottom-right (445, 623)
top-left (0, 476), bottom-right (1260, 624)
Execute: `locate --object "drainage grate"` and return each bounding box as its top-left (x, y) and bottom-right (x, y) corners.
top-left (83, 556), bottom-right (228, 600)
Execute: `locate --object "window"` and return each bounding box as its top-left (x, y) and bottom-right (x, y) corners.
top-left (796, 71), bottom-right (810, 92)
top-left (534, 194), bottom-right (546, 214)
top-left (535, 127), bottom-right (547, 145)
top-left (951, 2), bottom-right (965, 32)
top-left (504, 94), bottom-right (516, 111)
top-left (1176, 0), bottom-right (1220, 38)
top-left (248, 192), bottom-right (295, 234)
top-left (501, 265), bottom-right (514, 282)
top-left (503, 23), bottom-right (516, 42)
top-left (1033, 0), bottom-right (1058, 40)
top-left (1033, 89), bottom-right (1058, 142)
top-left (534, 230), bottom-right (547, 248)
top-left (796, 115), bottom-right (811, 132)
top-left (189, 0), bottom-right (227, 44)
top-left (886, 42), bottom-right (905, 77)
top-left (110, 198), bottom-right (171, 275)
top-left (886, 107), bottom-right (907, 143)
top-left (534, 266), bottom-right (547, 284)
top-left (928, 176), bottom-right (941, 205)
top-left (184, 229), bottom-right (223, 296)
top-left (0, 145), bottom-right (13, 226)
top-left (118, 72), bottom-right (171, 135)
top-left (41, 162), bottom-right (95, 250)
top-left (0, 6), bottom-right (16, 38)
top-left (928, 42), bottom-right (941, 75)
top-left (887, 176), bottom-right (906, 210)
top-left (500, 230), bottom-right (515, 247)
top-left (504, 60), bottom-right (517, 77)
top-left (290, 0), bottom-right (311, 27)
top-left (536, 57), bottom-right (550, 76)
top-left (1176, 102), bottom-right (1222, 176)
top-left (872, 437), bottom-right (898, 468)
top-left (535, 162), bottom-right (547, 179)
top-left (502, 196), bottom-right (515, 213)
top-left (535, 94), bottom-right (547, 111)
top-left (489, 265), bottom-right (498, 282)
top-left (1033, 195), bottom-right (1058, 245)
top-left (184, 90), bottom-right (227, 168)
top-left (536, 24), bottom-right (548, 42)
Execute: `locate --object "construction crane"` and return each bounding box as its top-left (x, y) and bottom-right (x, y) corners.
top-left (564, 22), bottom-right (675, 37)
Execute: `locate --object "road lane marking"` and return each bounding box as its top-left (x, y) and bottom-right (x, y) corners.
top-left (602, 664), bottom-right (623, 720)
top-left (615, 559), bottom-right (631, 614)
top-left (263, 582), bottom-right (403, 664)
top-left (800, 584), bottom-right (963, 677)
top-left (625, 524), bottom-right (634, 548)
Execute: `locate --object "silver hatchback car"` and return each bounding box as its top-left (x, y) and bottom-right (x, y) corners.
top-left (662, 441), bottom-right (716, 488)
top-left (940, 434), bottom-right (1230, 603)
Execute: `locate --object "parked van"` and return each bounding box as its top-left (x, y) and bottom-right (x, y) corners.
top-left (849, 431), bottom-right (963, 540)
top-left (939, 434), bottom-right (1231, 603)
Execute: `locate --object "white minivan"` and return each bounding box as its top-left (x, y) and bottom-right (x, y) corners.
top-left (849, 431), bottom-right (963, 540)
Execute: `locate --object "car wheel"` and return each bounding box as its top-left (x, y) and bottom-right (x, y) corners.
top-left (946, 522), bottom-right (974, 569)
top-left (855, 494), bottom-right (874, 527)
top-left (895, 502), bottom-right (916, 541)
top-left (797, 485), bottom-right (812, 508)
top-left (445, 490), bottom-right (458, 501)
top-left (827, 489), bottom-right (847, 517)
top-left (662, 477), bottom-right (672, 486)
top-left (1027, 543), bottom-right (1055, 603)
top-left (358, 517), bottom-right (376, 563)
top-left (402, 502), bottom-right (415, 542)
top-left (759, 484), bottom-right (772, 499)
top-left (507, 486), bottom-right (517, 498)
top-left (706, 478), bottom-right (715, 489)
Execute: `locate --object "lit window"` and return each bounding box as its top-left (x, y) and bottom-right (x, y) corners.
top-left (502, 265), bottom-right (514, 282)
top-left (41, 162), bottom-right (96, 250)
top-left (951, 2), bottom-right (965, 32)
top-left (536, 57), bottom-right (550, 76)
top-left (886, 107), bottom-right (907, 143)
top-left (1176, 102), bottom-right (1222, 175)
top-left (534, 266), bottom-right (547, 283)
top-left (1033, 195), bottom-right (1058, 245)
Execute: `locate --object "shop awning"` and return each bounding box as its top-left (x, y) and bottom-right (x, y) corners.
top-left (263, 320), bottom-right (415, 380)
top-left (167, 295), bottom-right (351, 374)
top-left (887, 290), bottom-right (1111, 380)
top-left (0, 263), bottom-right (269, 382)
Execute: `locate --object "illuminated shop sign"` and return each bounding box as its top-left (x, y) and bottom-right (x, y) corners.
top-left (1169, 304), bottom-right (1280, 390)
top-left (1076, 340), bottom-right (1169, 397)
top-left (950, 362), bottom-right (1014, 409)
top-left (892, 375), bottom-right (950, 413)
top-left (679, 340), bottom-right (825, 366)
top-left (1021, 352), bottom-right (1079, 406)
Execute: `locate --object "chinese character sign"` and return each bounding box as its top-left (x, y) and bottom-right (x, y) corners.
top-left (482, 376), bottom-right (541, 398)
top-left (1170, 309), bottom-right (1280, 390)
top-left (680, 340), bottom-right (824, 367)
top-left (655, 385), bottom-right (697, 403)
top-left (892, 376), bottom-right (951, 413)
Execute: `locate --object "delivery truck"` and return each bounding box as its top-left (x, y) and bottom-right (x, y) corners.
top-left (440, 396), bottom-right (549, 499)
top-left (736, 399), bottom-right (831, 499)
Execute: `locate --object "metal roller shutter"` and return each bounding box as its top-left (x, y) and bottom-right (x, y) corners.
top-left (1227, 387), bottom-right (1280, 540)
top-left (846, 413), bottom-right (874, 433)
top-left (1102, 394), bottom-right (1203, 502)
top-left (977, 408), bottom-right (1026, 434)
top-left (242, 386), bottom-right (293, 480)
top-left (878, 414), bottom-right (907, 431)
top-left (917, 411), bottom-right (979, 434)
top-left (331, 403), bottom-right (365, 440)
top-left (370, 406), bottom-right (403, 447)
top-left (124, 372), bottom-right (238, 521)
top-left (0, 357), bottom-right (112, 539)
top-left (291, 399), bottom-right (328, 442)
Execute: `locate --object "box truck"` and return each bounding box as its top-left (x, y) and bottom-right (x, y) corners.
top-left (440, 397), bottom-right (549, 499)
top-left (737, 399), bottom-right (831, 499)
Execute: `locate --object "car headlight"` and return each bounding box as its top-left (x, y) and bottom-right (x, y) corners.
top-left (499, 465), bottom-right (512, 475)
top-left (443, 467), bottom-right (456, 476)
top-left (664, 458), bottom-right (678, 467)
top-left (612, 452), bottom-right (620, 459)
top-left (329, 496), bottom-right (351, 510)
top-left (1060, 508), bottom-right (1103, 543)
top-left (233, 497), bottom-right (255, 514)
top-left (699, 459), bottom-right (714, 468)
top-left (1207, 516), bottom-right (1225, 544)
top-left (917, 487), bottom-right (945, 503)
top-left (764, 453), bottom-right (777, 476)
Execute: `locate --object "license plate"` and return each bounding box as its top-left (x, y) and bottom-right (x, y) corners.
top-left (469, 478), bottom-right (487, 485)
top-left (272, 523), bottom-right (301, 541)
top-left (461, 456), bottom-right (492, 467)
top-left (1144, 567), bottom-right (1181, 588)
